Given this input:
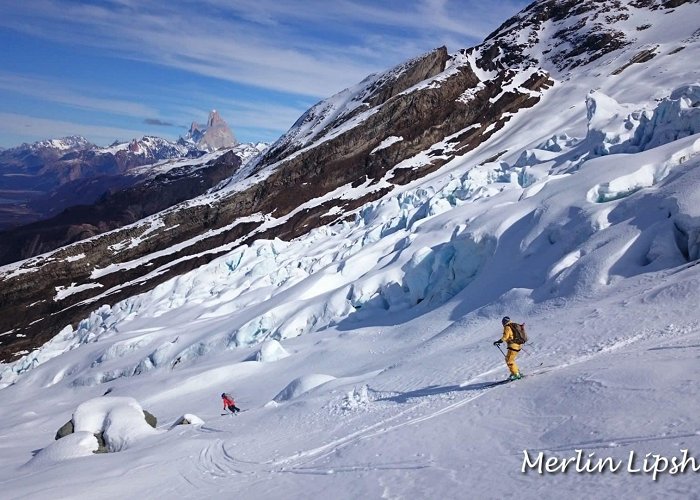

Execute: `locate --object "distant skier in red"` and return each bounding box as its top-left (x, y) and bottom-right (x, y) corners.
top-left (221, 392), bottom-right (241, 413)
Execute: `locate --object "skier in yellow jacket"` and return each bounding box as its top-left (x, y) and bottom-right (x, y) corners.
top-left (494, 316), bottom-right (522, 380)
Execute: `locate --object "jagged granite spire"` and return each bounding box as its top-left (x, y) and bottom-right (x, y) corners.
top-left (185, 110), bottom-right (237, 152)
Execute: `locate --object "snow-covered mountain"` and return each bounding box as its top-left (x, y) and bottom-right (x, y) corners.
top-left (0, 136), bottom-right (196, 229)
top-left (0, 133), bottom-right (202, 190)
top-left (0, 112), bottom-right (240, 230)
top-left (0, 142), bottom-right (269, 265)
top-left (102, 135), bottom-right (195, 160)
top-left (1, 0), bottom-right (700, 497)
top-left (30, 135), bottom-right (95, 152)
top-left (0, 111), bottom-right (255, 262)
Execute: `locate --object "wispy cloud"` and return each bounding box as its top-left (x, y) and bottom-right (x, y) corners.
top-left (0, 0), bottom-right (528, 98)
top-left (197, 0), bottom-right (519, 40)
top-left (143, 118), bottom-right (176, 127)
top-left (0, 112), bottom-right (147, 146)
top-left (219, 101), bottom-right (309, 136)
top-left (0, 0), bottom-right (529, 146)
top-left (0, 73), bottom-right (156, 118)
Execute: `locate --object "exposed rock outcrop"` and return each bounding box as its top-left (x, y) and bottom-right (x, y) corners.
top-left (184, 110), bottom-right (237, 152)
top-left (143, 410), bottom-right (157, 428)
top-left (55, 420), bottom-right (74, 440)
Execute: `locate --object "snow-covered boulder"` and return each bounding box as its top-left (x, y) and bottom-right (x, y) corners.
top-left (55, 396), bottom-right (159, 453)
top-left (26, 432), bottom-right (98, 468)
top-left (255, 339), bottom-right (290, 362)
top-left (172, 414), bottom-right (205, 427)
top-left (273, 374), bottom-right (336, 402)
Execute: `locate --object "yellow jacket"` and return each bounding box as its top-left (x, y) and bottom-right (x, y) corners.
top-left (501, 322), bottom-right (520, 350)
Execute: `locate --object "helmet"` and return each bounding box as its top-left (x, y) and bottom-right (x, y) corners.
top-left (501, 316), bottom-right (510, 325)
top-left (221, 393), bottom-right (226, 397)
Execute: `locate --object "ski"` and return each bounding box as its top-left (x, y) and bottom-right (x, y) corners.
top-left (489, 375), bottom-right (526, 386)
top-left (223, 409), bottom-right (247, 416)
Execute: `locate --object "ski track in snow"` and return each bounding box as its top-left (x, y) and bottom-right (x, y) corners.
top-left (183, 321), bottom-right (695, 486)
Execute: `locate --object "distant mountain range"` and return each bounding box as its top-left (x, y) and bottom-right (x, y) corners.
top-left (0, 110), bottom-right (239, 229)
top-left (0, 142), bottom-right (267, 266)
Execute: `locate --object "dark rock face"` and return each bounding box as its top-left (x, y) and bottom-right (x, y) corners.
top-left (0, 151), bottom-right (243, 265)
top-left (482, 0), bottom-right (638, 72)
top-left (55, 420), bottom-right (74, 440)
top-left (631, 0), bottom-right (699, 8)
top-left (611, 46), bottom-right (659, 74)
top-left (259, 47), bottom-right (451, 166)
top-left (143, 410), bottom-right (157, 429)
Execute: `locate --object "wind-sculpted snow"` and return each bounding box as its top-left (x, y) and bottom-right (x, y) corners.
top-left (585, 85), bottom-right (700, 158)
top-left (24, 432), bottom-right (98, 467)
top-left (255, 339), bottom-right (290, 362)
top-left (272, 374), bottom-right (337, 403)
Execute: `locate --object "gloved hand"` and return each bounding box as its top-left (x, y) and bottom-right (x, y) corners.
top-left (493, 340), bottom-right (503, 346)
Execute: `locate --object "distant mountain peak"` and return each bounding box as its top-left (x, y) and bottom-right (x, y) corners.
top-left (184, 110), bottom-right (237, 152)
top-left (207, 109), bottom-right (223, 127)
top-left (188, 121), bottom-right (203, 136)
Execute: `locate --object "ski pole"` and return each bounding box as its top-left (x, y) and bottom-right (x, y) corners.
top-left (494, 343), bottom-right (506, 357)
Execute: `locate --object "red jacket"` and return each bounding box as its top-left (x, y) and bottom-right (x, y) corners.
top-left (222, 395), bottom-right (235, 408)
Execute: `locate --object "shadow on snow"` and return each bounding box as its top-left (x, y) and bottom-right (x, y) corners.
top-left (377, 380), bottom-right (508, 403)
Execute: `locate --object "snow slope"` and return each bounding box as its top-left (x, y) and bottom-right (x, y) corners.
top-left (1, 1), bottom-right (700, 498)
top-left (126, 142), bottom-right (268, 178)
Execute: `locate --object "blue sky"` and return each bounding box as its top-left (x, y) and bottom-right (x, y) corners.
top-left (0, 0), bottom-right (529, 148)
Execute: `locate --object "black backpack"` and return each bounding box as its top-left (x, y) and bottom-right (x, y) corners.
top-left (510, 323), bottom-right (528, 344)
